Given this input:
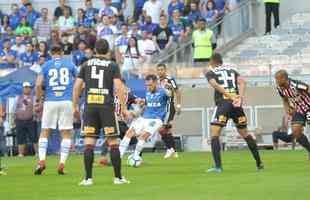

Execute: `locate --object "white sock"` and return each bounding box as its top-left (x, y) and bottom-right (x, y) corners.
top-left (60, 139), bottom-right (71, 164)
top-left (134, 140), bottom-right (145, 158)
top-left (38, 138), bottom-right (48, 161)
top-left (119, 136), bottom-right (131, 158)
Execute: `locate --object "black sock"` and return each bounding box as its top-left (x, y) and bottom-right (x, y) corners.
top-left (167, 133), bottom-right (176, 150)
top-left (296, 134), bottom-right (310, 153)
top-left (110, 145), bottom-right (122, 179)
top-left (244, 135), bottom-right (262, 167)
top-left (101, 142), bottom-right (109, 156)
top-left (84, 145), bottom-right (94, 179)
top-left (211, 136), bottom-right (222, 168)
top-left (162, 134), bottom-right (171, 149)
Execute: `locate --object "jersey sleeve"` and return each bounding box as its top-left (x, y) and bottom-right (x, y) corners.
top-left (112, 63), bottom-right (121, 79)
top-left (205, 70), bottom-right (217, 82)
top-left (295, 80), bottom-right (309, 91)
top-left (169, 77), bottom-right (178, 90)
top-left (276, 87), bottom-right (284, 98)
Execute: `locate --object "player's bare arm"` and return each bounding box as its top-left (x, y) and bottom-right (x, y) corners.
top-left (35, 74), bottom-right (44, 101)
top-left (233, 76), bottom-right (246, 107)
top-left (72, 77), bottom-right (84, 118)
top-left (282, 97), bottom-right (294, 116)
top-left (208, 78), bottom-right (236, 101)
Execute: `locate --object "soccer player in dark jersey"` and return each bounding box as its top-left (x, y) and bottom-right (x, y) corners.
top-left (275, 69), bottom-right (310, 159)
top-left (205, 53), bottom-right (263, 173)
top-left (73, 39), bottom-right (130, 186)
top-left (157, 63), bottom-right (182, 159)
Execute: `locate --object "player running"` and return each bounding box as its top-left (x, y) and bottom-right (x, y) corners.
top-left (73, 39), bottom-right (129, 186)
top-left (205, 53), bottom-right (263, 173)
top-left (34, 45), bottom-right (77, 175)
top-left (119, 74), bottom-right (171, 161)
top-left (275, 70), bottom-right (310, 159)
top-left (157, 63), bottom-right (182, 159)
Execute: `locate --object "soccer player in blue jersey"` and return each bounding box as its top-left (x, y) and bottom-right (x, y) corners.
top-left (119, 74), bottom-right (171, 160)
top-left (34, 45), bottom-right (77, 175)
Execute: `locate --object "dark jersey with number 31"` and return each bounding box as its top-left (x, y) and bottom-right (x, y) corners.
top-left (205, 66), bottom-right (240, 105)
top-left (78, 57), bottom-right (121, 108)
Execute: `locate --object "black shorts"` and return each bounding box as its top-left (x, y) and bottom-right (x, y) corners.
top-left (291, 112), bottom-right (307, 126)
top-left (164, 101), bottom-right (176, 124)
top-left (83, 106), bottom-right (119, 138)
top-left (211, 101), bottom-right (247, 129)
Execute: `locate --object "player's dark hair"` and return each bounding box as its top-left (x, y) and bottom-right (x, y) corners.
top-left (157, 63), bottom-right (167, 69)
top-left (95, 39), bottom-right (109, 55)
top-left (145, 74), bottom-right (158, 81)
top-left (50, 44), bottom-right (63, 54)
top-left (210, 53), bottom-right (223, 65)
top-left (275, 70), bottom-right (289, 80)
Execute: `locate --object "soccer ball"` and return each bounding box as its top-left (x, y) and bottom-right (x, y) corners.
top-left (127, 154), bottom-right (143, 167)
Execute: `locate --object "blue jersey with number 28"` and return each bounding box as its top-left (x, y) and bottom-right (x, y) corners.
top-left (41, 58), bottom-right (77, 101)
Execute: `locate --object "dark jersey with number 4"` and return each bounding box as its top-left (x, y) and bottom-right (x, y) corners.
top-left (78, 57), bottom-right (121, 108)
top-left (205, 66), bottom-right (240, 105)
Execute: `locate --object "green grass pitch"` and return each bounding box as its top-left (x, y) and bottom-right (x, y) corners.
top-left (1, 150), bottom-right (309, 200)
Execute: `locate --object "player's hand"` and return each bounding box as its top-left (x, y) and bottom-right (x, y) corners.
top-left (73, 106), bottom-right (80, 120)
top-left (232, 96), bottom-right (243, 108)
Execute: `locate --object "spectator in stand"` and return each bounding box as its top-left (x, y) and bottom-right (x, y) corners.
top-left (99, 0), bottom-right (119, 18)
top-left (73, 26), bottom-right (97, 49)
top-left (14, 82), bottom-right (37, 157)
top-left (225, 0), bottom-right (239, 13)
top-left (1, 26), bottom-right (15, 41)
top-left (143, 0), bottom-right (164, 25)
top-left (138, 30), bottom-right (156, 63)
top-left (19, 0), bottom-right (30, 17)
top-left (11, 35), bottom-right (26, 57)
top-left (133, 0), bottom-right (147, 22)
top-left (168, 0), bottom-right (185, 19)
top-left (202, 0), bottom-right (218, 25)
top-left (153, 15), bottom-right (174, 54)
top-left (110, 14), bottom-right (122, 33)
top-left (187, 2), bottom-right (201, 28)
top-left (34, 8), bottom-right (53, 42)
top-left (19, 42), bottom-right (39, 68)
top-left (9, 4), bottom-right (21, 30)
top-left (111, 0), bottom-right (127, 12)
top-left (122, 36), bottom-right (145, 79)
top-left (25, 3), bottom-right (40, 28)
top-left (192, 18), bottom-right (216, 64)
top-left (85, 0), bottom-right (99, 25)
top-left (214, 0), bottom-right (226, 16)
top-left (169, 9), bottom-right (190, 43)
top-left (115, 23), bottom-right (130, 64)
top-left (56, 7), bottom-right (75, 35)
top-left (15, 17), bottom-right (32, 36)
top-left (0, 39), bottom-right (17, 68)
top-left (129, 21), bottom-right (142, 39)
top-left (61, 32), bottom-right (73, 55)
top-left (47, 30), bottom-right (62, 48)
top-left (72, 40), bottom-right (87, 66)
top-left (140, 16), bottom-right (157, 37)
top-left (37, 41), bottom-right (51, 61)
top-left (1, 15), bottom-right (10, 34)
top-left (96, 15), bottom-right (117, 49)
top-left (54, 0), bottom-right (73, 21)
top-left (76, 8), bottom-right (91, 28)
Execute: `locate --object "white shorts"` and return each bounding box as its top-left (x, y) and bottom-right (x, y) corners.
top-left (130, 117), bottom-right (163, 137)
top-left (41, 101), bottom-right (73, 130)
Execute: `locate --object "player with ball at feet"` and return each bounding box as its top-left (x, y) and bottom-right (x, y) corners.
top-left (205, 53), bottom-right (264, 173)
top-left (119, 74), bottom-right (171, 164)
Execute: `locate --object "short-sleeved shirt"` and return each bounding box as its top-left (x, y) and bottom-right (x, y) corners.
top-left (143, 1), bottom-right (163, 24)
top-left (143, 87), bottom-right (169, 121)
top-left (19, 51), bottom-right (39, 67)
top-left (154, 26), bottom-right (173, 50)
top-left (277, 79), bottom-right (310, 115)
top-left (41, 58), bottom-right (77, 101)
top-left (78, 57), bottom-right (121, 108)
top-left (9, 14), bottom-right (21, 30)
top-left (205, 66), bottom-right (240, 105)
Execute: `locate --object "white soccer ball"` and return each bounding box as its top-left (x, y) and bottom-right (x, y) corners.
top-left (127, 154), bottom-right (143, 168)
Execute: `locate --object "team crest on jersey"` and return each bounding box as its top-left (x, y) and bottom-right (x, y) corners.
top-left (104, 127), bottom-right (115, 135)
top-left (219, 115), bottom-right (227, 123)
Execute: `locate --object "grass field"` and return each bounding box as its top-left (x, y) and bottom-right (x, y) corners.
top-left (0, 150), bottom-right (310, 200)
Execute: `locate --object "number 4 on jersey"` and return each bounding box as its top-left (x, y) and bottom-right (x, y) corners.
top-left (91, 66), bottom-right (104, 88)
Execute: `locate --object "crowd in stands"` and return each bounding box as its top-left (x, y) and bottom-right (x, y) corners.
top-left (0, 0), bottom-right (241, 77)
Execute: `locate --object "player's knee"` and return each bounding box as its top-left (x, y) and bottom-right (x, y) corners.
top-left (292, 124), bottom-right (303, 138)
top-left (126, 129), bottom-right (135, 138)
